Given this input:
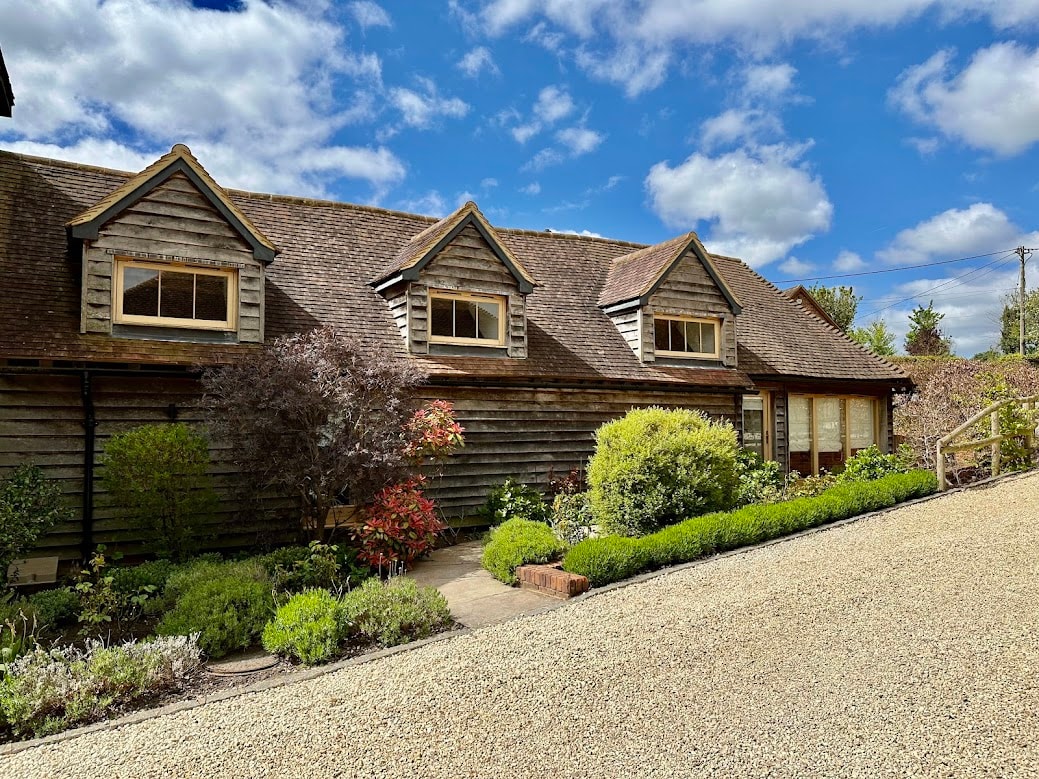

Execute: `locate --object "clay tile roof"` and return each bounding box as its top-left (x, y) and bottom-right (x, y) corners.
top-left (67, 144), bottom-right (278, 262)
top-left (372, 200), bottom-right (537, 291)
top-left (599, 231), bottom-right (741, 312)
top-left (782, 285), bottom-right (839, 329)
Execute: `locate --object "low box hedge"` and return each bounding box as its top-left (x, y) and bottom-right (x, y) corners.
top-left (482, 518), bottom-right (566, 585)
top-left (562, 470), bottom-right (937, 588)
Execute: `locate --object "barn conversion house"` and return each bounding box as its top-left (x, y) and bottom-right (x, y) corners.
top-left (0, 145), bottom-right (910, 563)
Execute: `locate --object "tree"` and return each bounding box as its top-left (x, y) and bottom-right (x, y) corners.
top-left (1, 465), bottom-right (67, 581)
top-left (998, 289), bottom-right (1039, 356)
top-left (807, 284), bottom-right (861, 332)
top-left (904, 301), bottom-right (952, 356)
top-left (202, 327), bottom-right (426, 541)
top-left (849, 320), bottom-right (896, 356)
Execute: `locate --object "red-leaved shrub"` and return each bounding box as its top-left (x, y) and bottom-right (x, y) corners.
top-left (352, 477), bottom-right (444, 569)
top-left (403, 400), bottom-right (465, 465)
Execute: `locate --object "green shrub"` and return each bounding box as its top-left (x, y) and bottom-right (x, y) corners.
top-left (161, 557), bottom-right (265, 608)
top-left (482, 478), bottom-right (550, 525)
top-left (837, 444), bottom-right (915, 483)
top-left (341, 577), bottom-right (451, 647)
top-left (100, 423), bottom-right (217, 560)
top-left (783, 471), bottom-right (838, 499)
top-left (0, 635), bottom-right (202, 739)
top-left (550, 491), bottom-right (595, 545)
top-left (587, 407), bottom-right (740, 537)
top-left (0, 595), bottom-right (37, 667)
top-left (564, 470), bottom-right (938, 587)
top-left (734, 451), bottom-right (784, 506)
top-left (110, 559), bottom-right (179, 596)
top-left (156, 575), bottom-right (273, 658)
top-left (481, 518), bottom-right (566, 585)
top-left (0, 464), bottom-right (68, 582)
top-left (262, 589), bottom-right (348, 665)
top-left (27, 587), bottom-right (79, 630)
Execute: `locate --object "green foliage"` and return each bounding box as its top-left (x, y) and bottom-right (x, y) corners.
top-left (481, 518), bottom-right (566, 585)
top-left (587, 407), bottom-right (740, 537)
top-left (734, 451), bottom-right (784, 506)
top-left (563, 470), bottom-right (938, 587)
top-left (482, 478), bottom-right (550, 525)
top-left (100, 423), bottom-right (217, 560)
top-left (0, 464), bottom-right (68, 582)
top-left (156, 574), bottom-right (273, 658)
top-left (783, 471), bottom-right (838, 499)
top-left (807, 284), bottom-right (861, 332)
top-left (259, 542), bottom-right (369, 593)
top-left (977, 370), bottom-right (1039, 471)
top-left (0, 595), bottom-right (37, 668)
top-left (905, 301), bottom-right (952, 356)
top-left (836, 444), bottom-right (915, 483)
top-left (550, 491), bottom-right (595, 545)
top-left (340, 577), bottom-right (451, 647)
top-left (26, 588), bottom-right (79, 630)
top-left (999, 289), bottom-right (1039, 356)
top-left (850, 320), bottom-right (897, 356)
top-left (262, 589), bottom-right (348, 665)
top-left (160, 557), bottom-right (264, 609)
top-left (0, 636), bottom-right (202, 739)
top-left (110, 559), bottom-right (179, 596)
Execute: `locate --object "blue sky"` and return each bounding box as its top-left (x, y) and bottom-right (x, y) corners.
top-left (3, 0), bottom-right (1039, 355)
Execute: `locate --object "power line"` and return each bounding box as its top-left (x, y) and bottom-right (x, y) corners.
top-left (859, 251), bottom-right (1019, 318)
top-left (772, 249), bottom-right (1014, 284)
top-left (861, 286), bottom-right (1017, 304)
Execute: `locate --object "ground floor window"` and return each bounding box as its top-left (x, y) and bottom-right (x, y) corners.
top-left (788, 394), bottom-right (879, 475)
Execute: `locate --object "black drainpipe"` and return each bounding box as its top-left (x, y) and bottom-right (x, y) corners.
top-left (80, 370), bottom-right (97, 560)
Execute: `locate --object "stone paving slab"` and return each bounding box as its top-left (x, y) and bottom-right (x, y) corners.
top-left (408, 540), bottom-right (556, 628)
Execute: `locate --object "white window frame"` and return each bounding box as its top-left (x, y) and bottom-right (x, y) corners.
top-left (113, 258), bottom-right (238, 331)
top-left (653, 315), bottom-right (721, 359)
top-left (427, 289), bottom-right (506, 347)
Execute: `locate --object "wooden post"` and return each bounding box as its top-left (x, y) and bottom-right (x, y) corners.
top-left (991, 409), bottom-right (1001, 478)
top-left (936, 440), bottom-right (946, 491)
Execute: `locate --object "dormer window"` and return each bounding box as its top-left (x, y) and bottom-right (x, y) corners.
top-left (114, 258), bottom-right (237, 331)
top-left (653, 315), bottom-right (720, 359)
top-left (429, 289), bottom-right (505, 346)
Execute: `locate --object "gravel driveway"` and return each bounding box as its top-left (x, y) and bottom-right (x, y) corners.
top-left (5, 474), bottom-right (1039, 778)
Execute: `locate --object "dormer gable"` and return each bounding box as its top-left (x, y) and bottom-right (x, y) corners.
top-left (371, 202), bottom-right (535, 359)
top-left (783, 285), bottom-right (839, 329)
top-left (600, 232), bottom-right (741, 367)
top-left (68, 144), bottom-right (277, 263)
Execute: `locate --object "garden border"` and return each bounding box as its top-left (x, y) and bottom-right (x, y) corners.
top-left (3, 466), bottom-right (1032, 757)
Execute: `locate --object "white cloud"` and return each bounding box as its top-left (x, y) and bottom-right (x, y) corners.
top-left (389, 79), bottom-right (469, 128)
top-left (349, 1), bottom-right (392, 29)
top-left (457, 46), bottom-right (500, 78)
top-left (523, 148), bottom-right (565, 171)
top-left (520, 181), bottom-right (542, 195)
top-left (533, 85), bottom-right (575, 123)
top-left (834, 250), bottom-right (867, 272)
top-left (906, 136), bottom-right (941, 155)
top-left (549, 228), bottom-right (605, 238)
top-left (511, 123), bottom-right (542, 144)
top-left (878, 203), bottom-right (1025, 264)
top-left (556, 126), bottom-right (604, 155)
top-left (699, 63), bottom-right (799, 149)
top-left (742, 63), bottom-right (798, 99)
top-left (701, 109), bottom-right (783, 149)
top-left (574, 43), bottom-right (672, 97)
top-left (645, 143), bottom-right (833, 266)
top-left (480, 177), bottom-right (499, 188)
top-left (891, 43), bottom-right (1039, 156)
top-left (398, 190), bottom-right (449, 217)
top-left (0, 0), bottom-right (402, 198)
top-left (779, 256), bottom-right (815, 275)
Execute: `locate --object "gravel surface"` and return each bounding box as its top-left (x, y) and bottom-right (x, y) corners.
top-left (5, 475), bottom-right (1039, 778)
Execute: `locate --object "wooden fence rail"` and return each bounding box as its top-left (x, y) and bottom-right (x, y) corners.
top-left (936, 394), bottom-right (1039, 491)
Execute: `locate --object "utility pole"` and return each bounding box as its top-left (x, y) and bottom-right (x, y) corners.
top-left (1016, 246), bottom-right (1034, 356)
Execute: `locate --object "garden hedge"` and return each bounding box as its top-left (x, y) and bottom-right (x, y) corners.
top-left (562, 469), bottom-right (938, 587)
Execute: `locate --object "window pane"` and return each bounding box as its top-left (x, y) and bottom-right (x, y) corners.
top-left (789, 395), bottom-right (812, 452)
top-left (122, 267), bottom-right (159, 317)
top-left (430, 297), bottom-right (454, 337)
top-left (700, 322), bottom-right (717, 355)
top-left (816, 397), bottom-right (843, 452)
top-left (194, 274), bottom-right (229, 322)
top-left (685, 321), bottom-right (702, 353)
top-left (455, 301), bottom-right (478, 338)
top-left (742, 395), bottom-right (765, 459)
top-left (160, 271), bottom-right (194, 319)
top-left (654, 319), bottom-right (669, 351)
top-left (476, 301), bottom-right (500, 340)
top-left (850, 398), bottom-right (875, 448)
top-left (669, 319), bottom-right (687, 352)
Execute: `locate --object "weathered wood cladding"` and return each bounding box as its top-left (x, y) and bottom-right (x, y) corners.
top-left (416, 384), bottom-right (739, 517)
top-left (772, 389), bottom-right (789, 472)
top-left (79, 172), bottom-right (265, 343)
top-left (643, 250), bottom-right (737, 366)
top-left (409, 223), bottom-right (527, 358)
top-left (0, 372), bottom-right (295, 562)
top-left (609, 308), bottom-right (641, 360)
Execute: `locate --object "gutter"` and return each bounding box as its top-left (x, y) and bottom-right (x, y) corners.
top-left (80, 370), bottom-right (97, 560)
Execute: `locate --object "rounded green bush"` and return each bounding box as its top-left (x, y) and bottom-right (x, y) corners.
top-left (341, 577), bottom-right (452, 647)
top-left (587, 407), bottom-right (740, 537)
top-left (262, 589), bottom-right (347, 665)
top-left (481, 518), bottom-right (565, 585)
top-left (156, 575), bottom-right (273, 659)
top-left (26, 587), bottom-right (79, 630)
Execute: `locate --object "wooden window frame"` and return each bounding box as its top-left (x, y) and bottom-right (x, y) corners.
top-left (113, 258), bottom-right (238, 331)
top-left (653, 315), bottom-right (721, 359)
top-left (427, 289), bottom-right (506, 347)
top-left (788, 393), bottom-right (881, 475)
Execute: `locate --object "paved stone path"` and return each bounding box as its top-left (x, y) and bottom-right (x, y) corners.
top-left (4, 474), bottom-right (1039, 777)
top-left (407, 540), bottom-right (556, 628)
